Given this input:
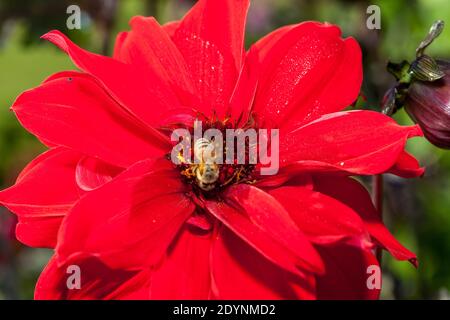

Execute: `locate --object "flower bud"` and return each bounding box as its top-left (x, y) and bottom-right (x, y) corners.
top-left (405, 60), bottom-right (450, 149)
top-left (384, 20), bottom-right (450, 149)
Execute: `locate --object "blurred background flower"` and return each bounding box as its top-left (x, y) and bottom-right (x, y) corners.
top-left (0, 0), bottom-right (449, 299)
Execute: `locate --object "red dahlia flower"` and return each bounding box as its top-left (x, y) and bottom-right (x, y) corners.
top-left (0, 0), bottom-right (423, 300)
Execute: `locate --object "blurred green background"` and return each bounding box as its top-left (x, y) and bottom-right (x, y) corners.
top-left (0, 0), bottom-right (449, 299)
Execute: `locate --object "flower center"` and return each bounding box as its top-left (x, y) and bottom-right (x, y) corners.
top-left (175, 118), bottom-right (256, 195)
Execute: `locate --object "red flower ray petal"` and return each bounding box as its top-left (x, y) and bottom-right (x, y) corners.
top-left (0, 147), bottom-right (81, 248)
top-left (75, 156), bottom-right (123, 192)
top-left (56, 159), bottom-right (195, 270)
top-left (388, 150), bottom-right (425, 178)
top-left (279, 110), bottom-right (422, 175)
top-left (211, 225), bottom-right (316, 299)
top-left (41, 30), bottom-right (179, 135)
top-left (171, 0), bottom-right (249, 116)
top-left (252, 22), bottom-right (362, 128)
top-left (35, 253), bottom-right (152, 300)
top-left (115, 16), bottom-right (197, 106)
top-left (205, 184), bottom-right (324, 276)
top-left (269, 185), bottom-right (372, 247)
top-left (315, 243), bottom-right (381, 300)
top-left (149, 225), bottom-right (213, 299)
top-left (313, 175), bottom-right (417, 266)
top-left (12, 71), bottom-right (167, 167)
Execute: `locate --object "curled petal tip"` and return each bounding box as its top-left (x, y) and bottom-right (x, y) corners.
top-left (41, 30), bottom-right (69, 52)
top-left (410, 257), bottom-right (419, 268)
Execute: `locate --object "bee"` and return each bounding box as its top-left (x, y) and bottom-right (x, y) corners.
top-left (193, 138), bottom-right (220, 191)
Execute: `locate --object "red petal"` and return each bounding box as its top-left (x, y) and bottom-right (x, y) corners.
top-left (0, 147), bottom-right (80, 248)
top-left (172, 0), bottom-right (249, 116)
top-left (12, 71), bottom-right (167, 167)
top-left (228, 47), bottom-right (260, 126)
top-left (280, 110), bottom-right (422, 175)
top-left (257, 161), bottom-right (351, 186)
top-left (116, 17), bottom-right (196, 105)
top-left (211, 226), bottom-right (316, 299)
top-left (75, 156), bottom-right (122, 191)
top-left (163, 21), bottom-right (180, 38)
top-left (204, 184), bottom-right (324, 276)
top-left (149, 225), bottom-right (212, 299)
top-left (269, 185), bottom-right (371, 247)
top-left (56, 159), bottom-right (195, 270)
top-left (112, 31), bottom-right (128, 60)
top-left (254, 25), bottom-right (295, 60)
top-left (313, 176), bottom-right (417, 266)
top-left (41, 30), bottom-right (179, 131)
top-left (175, 0), bottom-right (248, 71)
top-left (252, 22), bottom-right (362, 129)
top-left (389, 150), bottom-right (425, 178)
top-left (35, 254), bottom-right (151, 300)
top-left (315, 244), bottom-right (381, 300)
top-left (186, 211), bottom-right (214, 232)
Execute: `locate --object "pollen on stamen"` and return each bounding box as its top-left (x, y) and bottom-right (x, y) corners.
top-left (174, 118), bottom-right (256, 195)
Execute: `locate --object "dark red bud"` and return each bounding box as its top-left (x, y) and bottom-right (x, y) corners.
top-left (405, 60), bottom-right (450, 149)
